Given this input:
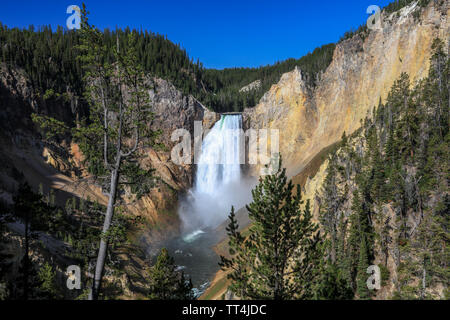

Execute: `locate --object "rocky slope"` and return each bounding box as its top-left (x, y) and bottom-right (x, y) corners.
top-left (239, 80), bottom-right (262, 93)
top-left (0, 63), bottom-right (218, 226)
top-left (244, 0), bottom-right (449, 177)
top-left (261, 0), bottom-right (450, 244)
top-left (205, 0), bottom-right (449, 300)
top-left (0, 62), bottom-right (221, 297)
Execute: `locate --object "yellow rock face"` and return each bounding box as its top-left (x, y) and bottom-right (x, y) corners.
top-left (301, 159), bottom-right (329, 219)
top-left (244, 2), bottom-right (449, 177)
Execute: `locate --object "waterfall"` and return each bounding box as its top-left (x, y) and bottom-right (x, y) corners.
top-left (195, 115), bottom-right (243, 195)
top-left (179, 114), bottom-right (253, 239)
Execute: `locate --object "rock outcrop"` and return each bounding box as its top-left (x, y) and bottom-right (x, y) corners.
top-left (244, 1), bottom-right (449, 177)
top-left (239, 79), bottom-right (262, 93)
top-left (0, 64), bottom-right (218, 228)
top-left (147, 77), bottom-right (215, 191)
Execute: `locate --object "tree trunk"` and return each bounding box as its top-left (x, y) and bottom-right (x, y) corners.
top-left (421, 261), bottom-right (426, 300)
top-left (331, 228), bottom-right (337, 264)
top-left (23, 215), bottom-right (29, 300)
top-left (89, 165), bottom-right (120, 300)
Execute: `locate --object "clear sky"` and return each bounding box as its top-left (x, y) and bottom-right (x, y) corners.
top-left (0, 0), bottom-right (393, 69)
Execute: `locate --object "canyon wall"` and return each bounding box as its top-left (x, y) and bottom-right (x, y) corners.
top-left (0, 64), bottom-right (218, 229)
top-left (244, 1), bottom-right (449, 177)
top-left (203, 1), bottom-right (449, 299)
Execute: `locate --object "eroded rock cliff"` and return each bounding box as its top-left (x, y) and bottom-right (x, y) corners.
top-left (244, 1), bottom-right (449, 177)
top-left (0, 63), bottom-right (218, 231)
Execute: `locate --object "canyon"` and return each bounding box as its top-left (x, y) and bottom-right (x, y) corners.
top-left (0, 0), bottom-right (448, 299)
top-left (244, 1), bottom-right (449, 178)
top-left (205, 0), bottom-right (450, 299)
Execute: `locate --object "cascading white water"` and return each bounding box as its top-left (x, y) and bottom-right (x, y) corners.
top-left (179, 114), bottom-right (254, 240)
top-left (195, 115), bottom-right (242, 194)
top-left (167, 114), bottom-right (255, 295)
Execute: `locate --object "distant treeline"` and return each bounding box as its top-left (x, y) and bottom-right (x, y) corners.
top-left (0, 0), bottom-right (433, 113)
top-left (0, 23), bottom-right (202, 104)
top-left (201, 43), bottom-right (336, 112)
top-left (0, 22), bottom-right (335, 113)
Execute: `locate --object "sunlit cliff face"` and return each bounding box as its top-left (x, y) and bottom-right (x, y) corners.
top-left (244, 2), bottom-right (449, 178)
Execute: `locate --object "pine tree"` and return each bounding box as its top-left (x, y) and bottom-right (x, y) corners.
top-left (147, 248), bottom-right (193, 300)
top-left (0, 202), bottom-right (13, 300)
top-left (356, 237), bottom-right (370, 299)
top-left (314, 259), bottom-right (353, 300)
top-left (320, 154), bottom-right (341, 263)
top-left (32, 5), bottom-right (162, 299)
top-left (13, 183), bottom-right (50, 300)
top-left (37, 262), bottom-right (59, 299)
top-left (218, 206), bottom-right (248, 298)
top-left (14, 255), bottom-right (42, 300)
top-left (368, 129), bottom-right (386, 203)
top-left (220, 156), bottom-right (321, 300)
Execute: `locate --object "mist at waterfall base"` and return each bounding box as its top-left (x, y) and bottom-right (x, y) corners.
top-left (178, 177), bottom-right (255, 235)
top-left (151, 115), bottom-right (256, 297)
top-left (179, 114), bottom-right (256, 236)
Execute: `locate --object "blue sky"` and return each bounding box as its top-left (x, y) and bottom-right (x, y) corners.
top-left (0, 0), bottom-right (393, 69)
